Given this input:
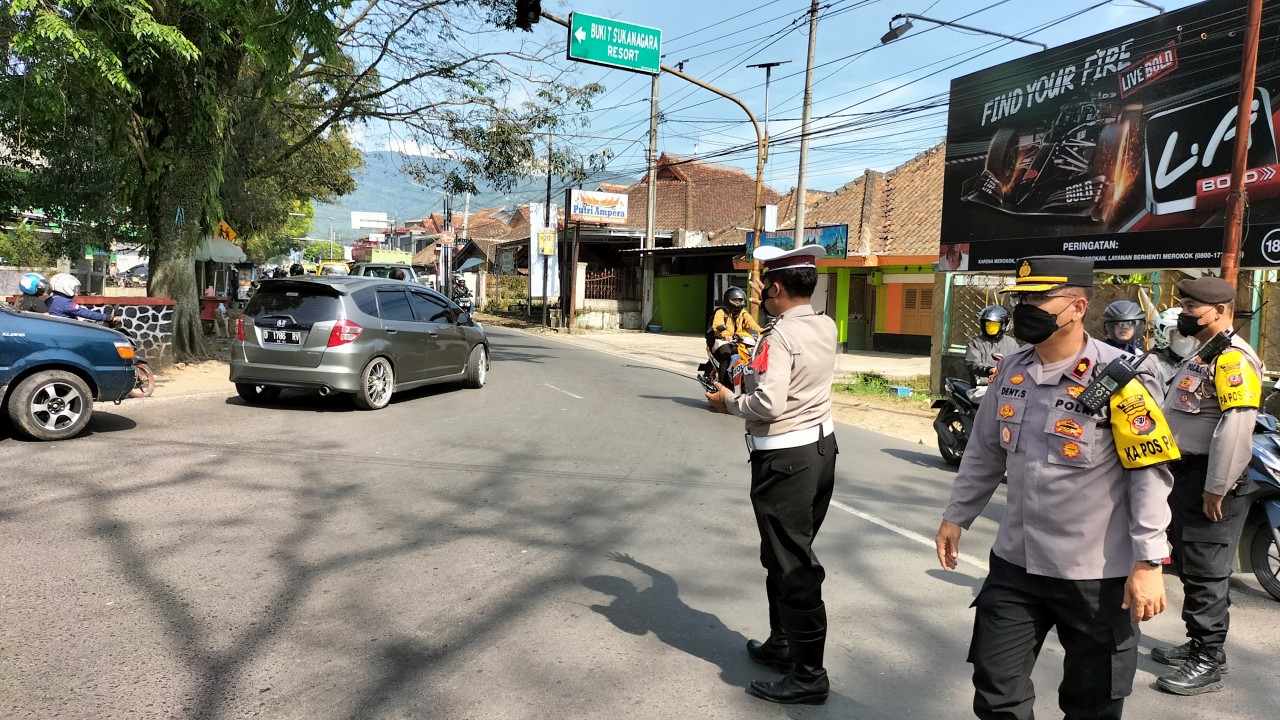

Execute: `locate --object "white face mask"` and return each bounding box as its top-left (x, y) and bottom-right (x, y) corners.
top-left (1169, 334), bottom-right (1198, 359)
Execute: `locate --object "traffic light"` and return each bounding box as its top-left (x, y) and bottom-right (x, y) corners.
top-left (514, 0), bottom-right (540, 31)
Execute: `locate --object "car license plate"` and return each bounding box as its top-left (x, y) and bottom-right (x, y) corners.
top-left (264, 330), bottom-right (301, 345)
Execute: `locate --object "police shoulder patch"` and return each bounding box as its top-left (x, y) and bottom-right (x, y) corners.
top-left (1215, 349), bottom-right (1261, 410)
top-left (1109, 379), bottom-right (1181, 469)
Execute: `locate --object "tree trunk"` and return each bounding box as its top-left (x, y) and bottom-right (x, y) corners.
top-left (146, 156), bottom-right (216, 362)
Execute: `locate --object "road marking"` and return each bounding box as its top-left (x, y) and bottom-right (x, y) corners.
top-left (543, 382), bottom-right (583, 399)
top-left (830, 499), bottom-right (989, 572)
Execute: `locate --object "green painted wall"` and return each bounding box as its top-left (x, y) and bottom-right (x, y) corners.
top-left (653, 274), bottom-right (709, 334)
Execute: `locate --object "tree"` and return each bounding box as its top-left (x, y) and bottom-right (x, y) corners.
top-left (302, 240), bottom-right (343, 263)
top-left (3, 0), bottom-right (604, 360)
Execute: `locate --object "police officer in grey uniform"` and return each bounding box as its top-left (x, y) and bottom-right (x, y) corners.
top-left (936, 256), bottom-right (1174, 720)
top-left (1152, 276), bottom-right (1264, 695)
top-left (706, 244), bottom-right (838, 705)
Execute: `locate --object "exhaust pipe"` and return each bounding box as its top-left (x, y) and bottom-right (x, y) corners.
top-left (319, 386), bottom-right (333, 396)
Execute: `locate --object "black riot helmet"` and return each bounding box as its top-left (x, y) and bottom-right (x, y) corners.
top-left (723, 286), bottom-right (747, 311)
top-left (978, 305), bottom-right (1010, 338)
top-left (1102, 300), bottom-right (1145, 343)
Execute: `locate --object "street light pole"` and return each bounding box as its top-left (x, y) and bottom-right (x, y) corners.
top-left (746, 60), bottom-right (790, 188)
top-left (880, 13), bottom-right (1048, 50)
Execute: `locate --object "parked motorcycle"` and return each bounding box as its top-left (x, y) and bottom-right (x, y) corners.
top-left (931, 377), bottom-right (978, 467)
top-left (1243, 414), bottom-right (1280, 601)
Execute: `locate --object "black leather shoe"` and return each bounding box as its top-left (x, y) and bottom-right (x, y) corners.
top-left (1151, 641), bottom-right (1228, 672)
top-left (746, 636), bottom-right (793, 672)
top-left (1156, 650), bottom-right (1224, 696)
top-left (747, 670), bottom-right (829, 705)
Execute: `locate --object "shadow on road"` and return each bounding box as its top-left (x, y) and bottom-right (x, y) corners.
top-left (584, 552), bottom-right (758, 689)
top-left (881, 446), bottom-right (954, 471)
top-left (638, 394), bottom-right (712, 411)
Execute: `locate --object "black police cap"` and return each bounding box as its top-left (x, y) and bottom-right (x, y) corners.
top-left (999, 255), bottom-right (1094, 293)
top-left (1176, 276), bottom-right (1236, 304)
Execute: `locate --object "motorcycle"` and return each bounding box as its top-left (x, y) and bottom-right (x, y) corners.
top-left (452, 286), bottom-right (474, 314)
top-left (1242, 414), bottom-right (1280, 601)
top-left (931, 377), bottom-right (978, 467)
top-left (697, 331), bottom-right (758, 394)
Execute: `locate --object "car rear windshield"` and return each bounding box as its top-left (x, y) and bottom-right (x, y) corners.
top-left (245, 284), bottom-right (341, 328)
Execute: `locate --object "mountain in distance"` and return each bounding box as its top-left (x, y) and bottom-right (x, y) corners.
top-left (310, 150), bottom-right (593, 242)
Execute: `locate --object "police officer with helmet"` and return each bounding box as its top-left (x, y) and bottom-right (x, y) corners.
top-left (705, 244), bottom-right (838, 705)
top-left (1103, 300), bottom-right (1146, 354)
top-left (1153, 276), bottom-right (1265, 695)
top-left (936, 255), bottom-right (1175, 719)
top-left (965, 305), bottom-right (1018, 386)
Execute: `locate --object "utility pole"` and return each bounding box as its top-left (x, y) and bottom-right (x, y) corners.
top-left (543, 131), bottom-right (553, 327)
top-left (1221, 0), bottom-right (1263, 288)
top-left (643, 73), bottom-right (659, 328)
top-left (793, 0), bottom-right (820, 243)
top-left (746, 60), bottom-right (790, 187)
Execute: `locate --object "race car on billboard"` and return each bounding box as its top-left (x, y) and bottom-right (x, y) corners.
top-left (961, 101), bottom-right (1141, 223)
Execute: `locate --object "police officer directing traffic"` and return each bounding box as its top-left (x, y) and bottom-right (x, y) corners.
top-left (1152, 276), bottom-right (1265, 695)
top-left (936, 255), bottom-right (1175, 720)
top-left (705, 244), bottom-right (838, 705)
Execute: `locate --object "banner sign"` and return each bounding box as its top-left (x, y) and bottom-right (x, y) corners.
top-left (940, 0), bottom-right (1280, 271)
top-left (747, 225), bottom-right (849, 258)
top-left (350, 211), bottom-right (389, 230)
top-left (529, 203), bottom-right (559, 296)
top-left (567, 189), bottom-right (629, 225)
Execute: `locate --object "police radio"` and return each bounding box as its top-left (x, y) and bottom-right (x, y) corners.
top-left (1078, 355), bottom-right (1142, 413)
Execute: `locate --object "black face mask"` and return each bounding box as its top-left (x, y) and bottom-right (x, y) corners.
top-left (1012, 302), bottom-right (1069, 345)
top-left (1176, 311), bottom-right (1207, 339)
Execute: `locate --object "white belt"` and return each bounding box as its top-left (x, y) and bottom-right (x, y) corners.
top-left (746, 419), bottom-right (835, 452)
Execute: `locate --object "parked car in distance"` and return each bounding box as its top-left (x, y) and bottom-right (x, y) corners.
top-left (318, 261), bottom-right (350, 276)
top-left (230, 276), bottom-right (489, 410)
top-left (0, 305), bottom-right (138, 440)
top-left (350, 262), bottom-right (421, 283)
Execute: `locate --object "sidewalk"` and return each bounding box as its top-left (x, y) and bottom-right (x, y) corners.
top-left (535, 328), bottom-right (931, 380)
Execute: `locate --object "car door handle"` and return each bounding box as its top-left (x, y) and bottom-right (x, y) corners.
top-left (427, 330), bottom-right (439, 337)
top-left (386, 328), bottom-right (398, 334)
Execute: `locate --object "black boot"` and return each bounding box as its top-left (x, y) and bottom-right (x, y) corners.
top-left (1156, 643), bottom-right (1225, 696)
top-left (748, 603), bottom-right (829, 705)
top-left (746, 636), bottom-right (793, 672)
top-left (1151, 640), bottom-right (1228, 673)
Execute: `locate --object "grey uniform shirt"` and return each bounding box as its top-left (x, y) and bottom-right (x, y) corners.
top-left (727, 305), bottom-right (837, 437)
top-left (943, 336), bottom-right (1174, 580)
top-left (1162, 333), bottom-right (1265, 496)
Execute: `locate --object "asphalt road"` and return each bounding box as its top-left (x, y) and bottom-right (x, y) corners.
top-left (1, 327), bottom-right (1276, 719)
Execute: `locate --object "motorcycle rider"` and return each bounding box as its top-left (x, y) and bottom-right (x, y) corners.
top-left (1154, 276), bottom-right (1265, 696)
top-left (16, 272), bottom-right (51, 313)
top-left (47, 273), bottom-right (117, 324)
top-left (964, 305), bottom-right (1018, 386)
top-left (1144, 308), bottom-right (1193, 388)
top-left (1102, 300), bottom-right (1146, 354)
top-left (289, 263), bottom-right (305, 277)
top-left (707, 287), bottom-right (763, 382)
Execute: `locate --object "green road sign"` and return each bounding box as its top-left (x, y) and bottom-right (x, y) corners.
top-left (567, 12), bottom-right (661, 75)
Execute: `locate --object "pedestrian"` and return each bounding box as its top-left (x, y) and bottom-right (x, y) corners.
top-left (705, 244), bottom-right (837, 705)
top-left (935, 255), bottom-right (1176, 720)
top-left (1152, 276), bottom-right (1264, 695)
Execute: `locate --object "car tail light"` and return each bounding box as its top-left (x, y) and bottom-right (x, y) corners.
top-left (236, 315), bottom-right (245, 341)
top-left (327, 320), bottom-right (363, 347)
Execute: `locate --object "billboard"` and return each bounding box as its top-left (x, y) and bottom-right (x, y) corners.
top-left (566, 189), bottom-right (629, 225)
top-left (350, 211), bottom-right (389, 230)
top-left (941, 0), bottom-right (1280, 271)
top-left (747, 225), bottom-right (849, 258)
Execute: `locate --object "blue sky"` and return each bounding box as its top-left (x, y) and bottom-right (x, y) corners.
top-left (494, 0), bottom-right (1205, 195)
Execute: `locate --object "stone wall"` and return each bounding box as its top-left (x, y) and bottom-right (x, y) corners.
top-left (78, 297), bottom-right (176, 364)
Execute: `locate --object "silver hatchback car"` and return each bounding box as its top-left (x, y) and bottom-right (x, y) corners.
top-left (230, 276), bottom-right (489, 409)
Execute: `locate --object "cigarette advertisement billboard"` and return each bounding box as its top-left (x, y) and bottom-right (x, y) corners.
top-left (940, 0), bottom-right (1280, 271)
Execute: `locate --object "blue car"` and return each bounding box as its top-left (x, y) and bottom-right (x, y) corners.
top-left (1, 305), bottom-right (137, 440)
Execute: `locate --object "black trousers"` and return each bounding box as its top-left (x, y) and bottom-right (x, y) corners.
top-left (969, 553), bottom-right (1138, 720)
top-left (1167, 454), bottom-right (1250, 651)
top-left (750, 428), bottom-right (838, 633)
